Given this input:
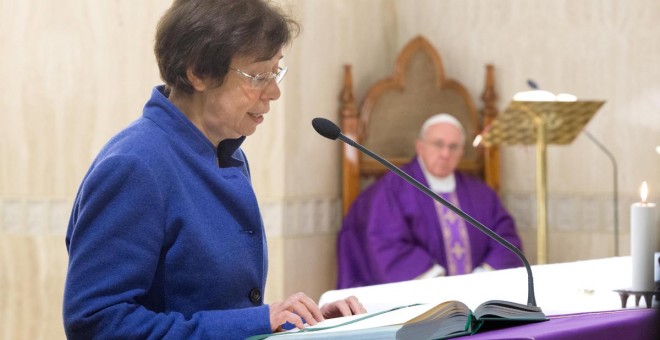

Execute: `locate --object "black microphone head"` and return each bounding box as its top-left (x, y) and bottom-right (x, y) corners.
top-left (312, 117), bottom-right (341, 140)
top-left (527, 79), bottom-right (539, 90)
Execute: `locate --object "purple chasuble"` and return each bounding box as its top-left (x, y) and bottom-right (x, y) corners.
top-left (435, 192), bottom-right (473, 275)
top-left (336, 157), bottom-right (523, 289)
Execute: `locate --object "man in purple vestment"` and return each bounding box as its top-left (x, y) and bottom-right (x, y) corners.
top-left (337, 113), bottom-right (523, 289)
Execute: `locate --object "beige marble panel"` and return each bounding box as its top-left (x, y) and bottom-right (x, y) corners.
top-left (0, 233), bottom-right (68, 340)
top-left (391, 0), bottom-right (660, 199)
top-left (265, 236), bottom-right (285, 303)
top-left (0, 1), bottom-right (173, 338)
top-left (281, 234), bottom-right (338, 303)
top-left (245, 0), bottom-right (397, 200)
top-left (265, 233), bottom-right (338, 304)
top-left (0, 0), bottom-right (168, 199)
top-left (518, 229), bottom-right (627, 264)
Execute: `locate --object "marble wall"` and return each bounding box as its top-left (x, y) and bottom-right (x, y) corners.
top-left (389, 0), bottom-right (660, 262)
top-left (1, 0), bottom-right (659, 339)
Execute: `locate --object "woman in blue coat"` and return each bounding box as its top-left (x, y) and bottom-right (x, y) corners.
top-left (62, 1), bottom-right (365, 338)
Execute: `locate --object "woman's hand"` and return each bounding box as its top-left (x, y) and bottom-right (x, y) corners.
top-left (269, 292), bottom-right (324, 332)
top-left (320, 295), bottom-right (367, 319)
top-left (269, 294), bottom-right (367, 332)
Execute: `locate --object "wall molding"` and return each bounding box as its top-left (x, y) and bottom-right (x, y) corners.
top-left (1, 193), bottom-right (638, 236)
top-left (260, 197), bottom-right (342, 237)
top-left (0, 196), bottom-right (343, 237)
top-left (502, 191), bottom-right (637, 234)
top-left (0, 198), bottom-right (71, 235)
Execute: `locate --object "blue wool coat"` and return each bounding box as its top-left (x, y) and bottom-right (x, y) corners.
top-left (64, 86), bottom-right (271, 339)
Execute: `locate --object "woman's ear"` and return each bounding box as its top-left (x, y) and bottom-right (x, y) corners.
top-left (186, 68), bottom-right (206, 91)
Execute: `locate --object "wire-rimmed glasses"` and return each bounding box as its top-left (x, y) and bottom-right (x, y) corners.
top-left (229, 66), bottom-right (288, 89)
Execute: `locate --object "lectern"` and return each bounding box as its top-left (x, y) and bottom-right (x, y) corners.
top-left (482, 99), bottom-right (605, 264)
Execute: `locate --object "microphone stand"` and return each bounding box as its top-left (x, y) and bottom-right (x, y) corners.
top-left (316, 118), bottom-right (538, 307)
top-left (583, 130), bottom-right (619, 256)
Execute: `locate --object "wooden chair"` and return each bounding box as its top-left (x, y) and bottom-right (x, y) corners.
top-left (338, 35), bottom-right (500, 216)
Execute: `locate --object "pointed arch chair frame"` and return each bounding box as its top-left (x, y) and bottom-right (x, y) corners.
top-left (338, 35), bottom-right (500, 216)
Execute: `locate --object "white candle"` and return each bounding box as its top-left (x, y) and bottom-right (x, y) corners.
top-left (630, 181), bottom-right (657, 291)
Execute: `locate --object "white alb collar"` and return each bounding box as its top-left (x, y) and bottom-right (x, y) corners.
top-left (417, 158), bottom-right (456, 193)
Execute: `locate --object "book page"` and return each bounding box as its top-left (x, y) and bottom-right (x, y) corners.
top-left (306, 303), bottom-right (438, 333)
top-left (255, 302), bottom-right (442, 339)
top-left (474, 300), bottom-right (546, 320)
top-left (397, 301), bottom-right (472, 340)
top-left (404, 300), bottom-right (469, 324)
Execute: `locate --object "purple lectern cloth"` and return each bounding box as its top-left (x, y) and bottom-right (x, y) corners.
top-left (461, 309), bottom-right (659, 340)
top-left (337, 158), bottom-right (522, 289)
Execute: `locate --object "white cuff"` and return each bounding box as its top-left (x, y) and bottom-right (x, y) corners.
top-left (472, 263), bottom-right (495, 273)
top-left (416, 263), bottom-right (446, 280)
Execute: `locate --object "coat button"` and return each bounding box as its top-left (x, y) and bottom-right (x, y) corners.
top-left (249, 288), bottom-right (262, 304)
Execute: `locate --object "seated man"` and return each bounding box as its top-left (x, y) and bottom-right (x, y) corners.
top-left (337, 113), bottom-right (523, 289)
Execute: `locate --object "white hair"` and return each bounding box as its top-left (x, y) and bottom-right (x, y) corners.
top-left (419, 113), bottom-right (465, 144)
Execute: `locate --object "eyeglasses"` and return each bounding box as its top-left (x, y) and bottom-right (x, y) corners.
top-left (422, 139), bottom-right (463, 153)
top-left (229, 66), bottom-right (288, 89)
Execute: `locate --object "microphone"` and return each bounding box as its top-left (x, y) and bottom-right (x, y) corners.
top-left (527, 79), bottom-right (539, 90)
top-left (312, 117), bottom-right (539, 307)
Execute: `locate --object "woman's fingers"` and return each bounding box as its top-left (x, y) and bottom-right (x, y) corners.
top-left (320, 295), bottom-right (367, 318)
top-left (270, 292), bottom-right (325, 331)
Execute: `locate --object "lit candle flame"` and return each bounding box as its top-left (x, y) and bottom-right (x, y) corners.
top-left (472, 134), bottom-right (482, 148)
top-left (640, 181), bottom-right (649, 203)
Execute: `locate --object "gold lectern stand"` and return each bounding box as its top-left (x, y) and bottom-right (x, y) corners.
top-left (482, 100), bottom-right (605, 264)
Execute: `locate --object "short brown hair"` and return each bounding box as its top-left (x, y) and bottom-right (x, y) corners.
top-left (155, 0), bottom-right (299, 94)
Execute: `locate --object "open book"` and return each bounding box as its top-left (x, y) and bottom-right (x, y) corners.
top-left (248, 300), bottom-right (547, 340)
